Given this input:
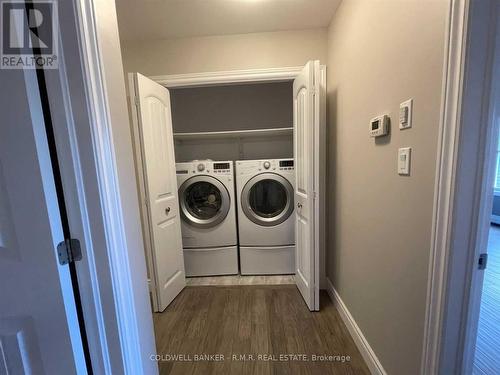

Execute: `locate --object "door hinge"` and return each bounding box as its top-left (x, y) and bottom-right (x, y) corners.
top-left (134, 96), bottom-right (140, 107)
top-left (478, 253), bottom-right (488, 270)
top-left (57, 238), bottom-right (82, 265)
top-left (147, 279), bottom-right (155, 293)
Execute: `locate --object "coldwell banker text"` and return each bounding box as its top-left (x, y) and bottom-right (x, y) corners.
top-left (150, 353), bottom-right (352, 363)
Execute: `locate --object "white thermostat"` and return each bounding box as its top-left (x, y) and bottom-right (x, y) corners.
top-left (369, 114), bottom-right (389, 137)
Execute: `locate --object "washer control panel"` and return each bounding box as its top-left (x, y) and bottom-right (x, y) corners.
top-left (279, 159), bottom-right (294, 171)
top-left (212, 162), bottom-right (232, 175)
top-left (176, 161), bottom-right (233, 175)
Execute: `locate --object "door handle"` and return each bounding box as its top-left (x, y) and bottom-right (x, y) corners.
top-left (165, 207), bottom-right (171, 215)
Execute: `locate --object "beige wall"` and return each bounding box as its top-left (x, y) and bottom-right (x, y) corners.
top-left (170, 82), bottom-right (292, 133)
top-left (171, 82), bottom-right (293, 162)
top-left (326, 0), bottom-right (447, 374)
top-left (121, 28), bottom-right (327, 76)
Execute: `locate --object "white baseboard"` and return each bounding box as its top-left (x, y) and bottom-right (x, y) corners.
top-left (326, 277), bottom-right (386, 375)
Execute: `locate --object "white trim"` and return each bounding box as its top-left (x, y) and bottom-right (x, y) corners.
top-left (151, 66), bottom-right (303, 88)
top-left (55, 50), bottom-right (112, 375)
top-left (317, 64), bottom-right (327, 291)
top-left (173, 127), bottom-right (293, 140)
top-left (325, 278), bottom-right (386, 375)
top-left (461, 5), bottom-right (500, 373)
top-left (73, 1), bottom-right (148, 374)
top-left (420, 0), bottom-right (469, 373)
top-left (44, 20), bottom-right (112, 373)
top-left (22, 58), bottom-right (88, 375)
top-left (127, 73), bottom-right (160, 312)
top-left (421, 0), bottom-right (499, 374)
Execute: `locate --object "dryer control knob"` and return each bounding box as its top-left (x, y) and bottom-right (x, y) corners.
top-left (197, 163), bottom-right (205, 172)
top-left (263, 161), bottom-right (271, 169)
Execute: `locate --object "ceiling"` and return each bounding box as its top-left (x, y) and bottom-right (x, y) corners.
top-left (115, 0), bottom-right (341, 42)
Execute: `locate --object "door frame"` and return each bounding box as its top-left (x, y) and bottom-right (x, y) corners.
top-left (150, 66), bottom-right (304, 87)
top-left (421, 0), bottom-right (500, 374)
top-left (51, 4), bottom-right (329, 361)
top-left (41, 0), bottom-right (158, 374)
top-left (166, 66), bottom-right (328, 295)
top-left (129, 66), bottom-right (327, 295)
top-left (128, 73), bottom-right (161, 312)
top-left (41, 0), bottom-right (498, 373)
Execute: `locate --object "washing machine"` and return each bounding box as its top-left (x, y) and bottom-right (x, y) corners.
top-left (176, 160), bottom-right (238, 277)
top-left (235, 159), bottom-right (295, 275)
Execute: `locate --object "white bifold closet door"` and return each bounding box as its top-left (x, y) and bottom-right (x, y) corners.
top-left (293, 61), bottom-right (321, 311)
top-left (129, 73), bottom-right (185, 312)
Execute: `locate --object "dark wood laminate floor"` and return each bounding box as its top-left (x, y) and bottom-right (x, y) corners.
top-left (153, 285), bottom-right (370, 375)
top-left (473, 225), bottom-right (500, 374)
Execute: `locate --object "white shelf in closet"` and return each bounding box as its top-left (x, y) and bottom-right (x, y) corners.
top-left (173, 127), bottom-right (293, 140)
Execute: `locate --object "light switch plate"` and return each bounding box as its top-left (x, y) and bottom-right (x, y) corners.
top-left (398, 147), bottom-right (411, 175)
top-left (399, 99), bottom-right (413, 130)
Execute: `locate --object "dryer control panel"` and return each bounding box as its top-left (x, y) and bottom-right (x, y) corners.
top-left (236, 159), bottom-right (294, 174)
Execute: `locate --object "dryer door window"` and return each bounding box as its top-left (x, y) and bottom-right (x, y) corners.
top-left (249, 180), bottom-right (287, 218)
top-left (179, 176), bottom-right (230, 228)
top-left (241, 173), bottom-right (294, 227)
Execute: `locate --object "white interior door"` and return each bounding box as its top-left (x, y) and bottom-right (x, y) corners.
top-left (130, 73), bottom-right (186, 312)
top-left (293, 61), bottom-right (321, 311)
top-left (0, 69), bottom-right (87, 373)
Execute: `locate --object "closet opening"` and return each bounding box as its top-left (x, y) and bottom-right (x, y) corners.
top-left (171, 82), bottom-right (295, 282)
top-left (128, 64), bottom-right (325, 315)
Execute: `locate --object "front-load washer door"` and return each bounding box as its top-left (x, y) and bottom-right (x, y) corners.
top-left (241, 173), bottom-right (294, 227)
top-left (179, 175), bottom-right (230, 228)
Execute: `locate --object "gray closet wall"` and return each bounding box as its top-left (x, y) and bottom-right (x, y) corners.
top-left (170, 82), bottom-right (294, 162)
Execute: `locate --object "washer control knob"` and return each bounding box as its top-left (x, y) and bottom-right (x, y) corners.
top-left (197, 163), bottom-right (205, 172)
top-left (263, 161), bottom-right (271, 169)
